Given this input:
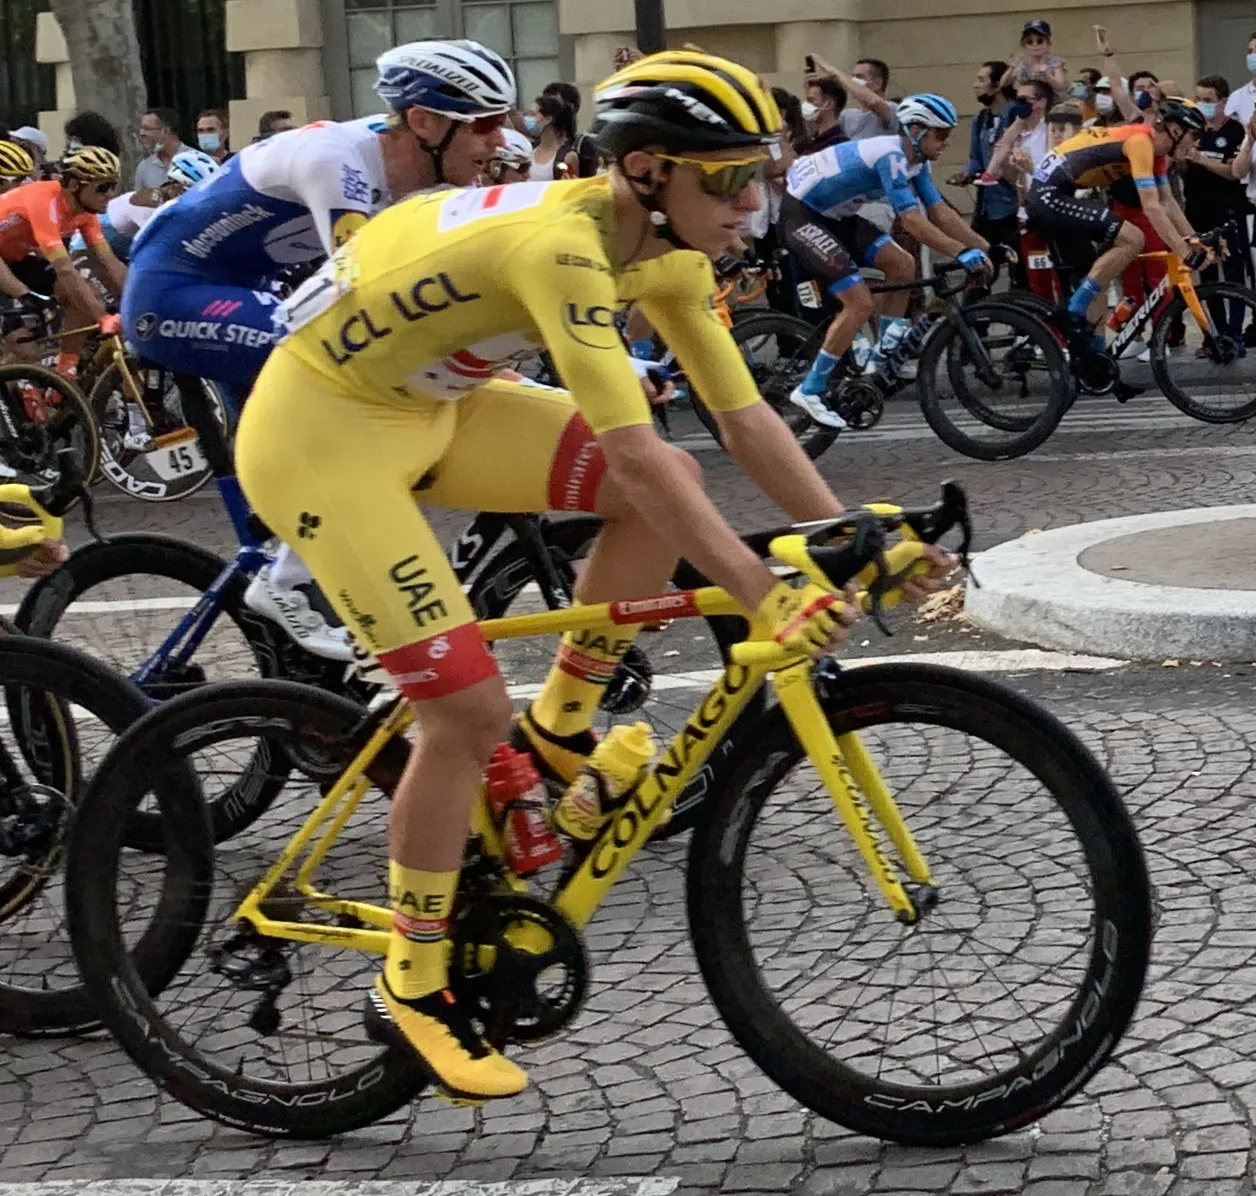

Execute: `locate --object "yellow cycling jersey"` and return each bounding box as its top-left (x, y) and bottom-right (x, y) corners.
top-left (275, 175), bottom-right (762, 434)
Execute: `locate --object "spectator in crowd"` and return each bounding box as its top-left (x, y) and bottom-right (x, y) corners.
top-left (799, 75), bottom-right (846, 153)
top-left (257, 109), bottom-right (295, 140)
top-left (488, 127), bottom-right (533, 184)
top-left (950, 60), bottom-right (1017, 255)
top-left (136, 107), bottom-right (190, 190)
top-left (10, 127), bottom-right (45, 176)
top-left (1092, 76), bottom-right (1125, 124)
top-left (539, 79), bottom-right (601, 177)
top-left (1047, 101), bottom-right (1083, 148)
top-left (526, 91), bottom-right (579, 180)
top-left (64, 110), bottom-right (122, 155)
top-left (1003, 19), bottom-right (1067, 95)
top-left (1185, 74), bottom-right (1254, 342)
top-left (196, 107), bottom-right (231, 163)
top-left (989, 77), bottom-right (1053, 196)
top-left (773, 86), bottom-right (809, 153)
top-left (1067, 70), bottom-right (1101, 123)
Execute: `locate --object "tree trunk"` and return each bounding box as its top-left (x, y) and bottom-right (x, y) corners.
top-left (48, 0), bottom-right (148, 177)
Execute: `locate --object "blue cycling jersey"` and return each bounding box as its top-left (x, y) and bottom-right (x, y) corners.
top-left (786, 135), bottom-right (943, 220)
top-left (129, 117), bottom-right (392, 284)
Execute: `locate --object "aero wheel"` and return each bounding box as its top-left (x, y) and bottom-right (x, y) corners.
top-left (1150, 281), bottom-right (1256, 423)
top-left (65, 681), bottom-right (422, 1137)
top-left (91, 363), bottom-right (229, 500)
top-left (0, 633), bottom-right (151, 1036)
top-left (688, 662), bottom-right (1151, 1145)
top-left (918, 301), bottom-right (1071, 460)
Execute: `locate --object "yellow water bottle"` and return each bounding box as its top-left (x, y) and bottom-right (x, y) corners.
top-left (555, 722), bottom-right (655, 842)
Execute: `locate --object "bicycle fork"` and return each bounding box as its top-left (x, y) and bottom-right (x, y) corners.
top-left (772, 660), bottom-right (938, 924)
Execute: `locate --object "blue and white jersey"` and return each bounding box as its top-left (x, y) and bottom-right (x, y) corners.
top-left (129, 117), bottom-right (392, 282)
top-left (786, 135), bottom-right (943, 220)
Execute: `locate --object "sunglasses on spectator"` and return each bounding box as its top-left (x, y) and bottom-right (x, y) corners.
top-left (654, 153), bottom-right (767, 200)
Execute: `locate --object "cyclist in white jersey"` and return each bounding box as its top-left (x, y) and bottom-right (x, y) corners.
top-left (122, 40), bottom-right (515, 660)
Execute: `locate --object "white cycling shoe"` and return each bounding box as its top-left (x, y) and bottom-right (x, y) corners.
top-left (244, 565), bottom-right (356, 662)
top-left (789, 385), bottom-right (849, 430)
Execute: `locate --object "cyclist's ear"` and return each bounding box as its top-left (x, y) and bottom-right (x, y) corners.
top-left (620, 149), bottom-right (661, 187)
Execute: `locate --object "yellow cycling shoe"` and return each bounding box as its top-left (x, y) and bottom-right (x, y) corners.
top-left (364, 977), bottom-right (527, 1101)
top-left (510, 705), bottom-right (596, 785)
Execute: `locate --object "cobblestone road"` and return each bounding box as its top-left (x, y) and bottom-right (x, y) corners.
top-left (3, 401), bottom-right (1256, 1194)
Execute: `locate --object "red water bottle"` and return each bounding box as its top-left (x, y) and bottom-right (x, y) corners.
top-left (484, 745), bottom-right (564, 875)
top-left (1107, 298), bottom-right (1137, 331)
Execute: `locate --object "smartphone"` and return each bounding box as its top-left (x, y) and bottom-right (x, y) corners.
top-left (805, 55), bottom-right (816, 73)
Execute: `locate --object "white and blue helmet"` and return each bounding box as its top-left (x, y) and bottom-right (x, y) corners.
top-left (896, 94), bottom-right (959, 131)
top-left (374, 39), bottom-right (516, 119)
top-left (167, 149), bottom-right (221, 188)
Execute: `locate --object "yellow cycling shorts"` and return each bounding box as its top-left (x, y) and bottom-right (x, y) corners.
top-left (235, 345), bottom-right (607, 701)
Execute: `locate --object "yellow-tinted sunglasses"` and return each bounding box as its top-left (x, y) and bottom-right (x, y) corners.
top-left (654, 153), bottom-right (767, 199)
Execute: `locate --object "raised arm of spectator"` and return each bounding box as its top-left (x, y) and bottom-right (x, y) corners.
top-left (1232, 113), bottom-right (1256, 180)
top-left (1093, 27), bottom-right (1138, 121)
top-left (810, 54), bottom-right (894, 124)
top-left (986, 119), bottom-right (1023, 184)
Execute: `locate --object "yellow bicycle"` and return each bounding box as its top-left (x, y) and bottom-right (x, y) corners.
top-left (64, 484), bottom-right (1152, 1145)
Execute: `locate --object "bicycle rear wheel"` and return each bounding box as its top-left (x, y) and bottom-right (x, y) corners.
top-left (917, 302), bottom-right (1071, 460)
top-left (690, 312), bottom-right (837, 461)
top-left (66, 680), bottom-right (421, 1137)
top-left (688, 661), bottom-right (1150, 1146)
top-left (1151, 282), bottom-right (1256, 423)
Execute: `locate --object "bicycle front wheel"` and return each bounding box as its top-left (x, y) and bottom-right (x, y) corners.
top-left (0, 363), bottom-right (100, 498)
top-left (1151, 281), bottom-right (1256, 423)
top-left (917, 302), bottom-right (1071, 460)
top-left (687, 661), bottom-right (1150, 1146)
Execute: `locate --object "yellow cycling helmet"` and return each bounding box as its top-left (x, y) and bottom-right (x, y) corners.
top-left (592, 50), bottom-right (783, 158)
top-left (62, 145), bottom-right (121, 183)
top-left (0, 140), bottom-right (34, 180)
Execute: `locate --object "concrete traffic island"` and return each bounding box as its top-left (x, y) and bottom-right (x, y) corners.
top-left (966, 505), bottom-right (1256, 661)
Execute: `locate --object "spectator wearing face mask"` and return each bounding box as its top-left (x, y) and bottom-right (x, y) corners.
top-left (988, 78), bottom-right (1054, 197)
top-left (948, 60), bottom-right (1018, 254)
top-left (799, 76), bottom-right (846, 153)
top-left (805, 54), bottom-right (896, 140)
top-left (526, 92), bottom-right (578, 181)
top-left (1224, 34), bottom-right (1256, 208)
top-left (1067, 70), bottom-right (1101, 123)
top-left (1002, 20), bottom-right (1067, 96)
top-left (196, 108), bottom-right (231, 164)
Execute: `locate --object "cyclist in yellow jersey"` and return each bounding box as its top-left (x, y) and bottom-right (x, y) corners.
top-left (236, 50), bottom-right (950, 1102)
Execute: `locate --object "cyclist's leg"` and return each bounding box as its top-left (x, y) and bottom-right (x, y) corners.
top-left (1028, 185), bottom-right (1140, 338)
top-left (420, 377), bottom-right (692, 777)
top-left (853, 220), bottom-right (916, 373)
top-left (778, 196), bottom-right (870, 422)
top-left (235, 351), bottom-right (526, 1101)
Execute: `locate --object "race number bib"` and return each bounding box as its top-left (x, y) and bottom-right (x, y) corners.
top-left (1032, 152), bottom-right (1064, 183)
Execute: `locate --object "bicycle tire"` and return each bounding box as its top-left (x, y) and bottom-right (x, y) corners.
top-left (687, 661), bottom-right (1150, 1146)
top-left (0, 363), bottom-right (100, 498)
top-left (89, 363), bottom-right (227, 501)
top-left (66, 680), bottom-right (424, 1137)
top-left (691, 313), bottom-right (837, 461)
top-left (0, 636), bottom-right (151, 1036)
top-left (1151, 282), bottom-right (1256, 423)
top-left (917, 301), bottom-right (1071, 460)
top-left (14, 533), bottom-right (290, 845)
top-left (973, 291), bottom-right (1079, 425)
top-left (467, 516), bottom-right (766, 840)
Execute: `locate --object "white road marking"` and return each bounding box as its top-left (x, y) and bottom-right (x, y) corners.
top-left (0, 1183), bottom-right (680, 1196)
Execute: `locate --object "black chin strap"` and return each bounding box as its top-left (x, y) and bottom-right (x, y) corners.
top-left (622, 159), bottom-right (692, 251)
top-left (417, 120), bottom-right (462, 185)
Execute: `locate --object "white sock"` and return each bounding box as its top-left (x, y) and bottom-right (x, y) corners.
top-left (268, 542), bottom-right (313, 590)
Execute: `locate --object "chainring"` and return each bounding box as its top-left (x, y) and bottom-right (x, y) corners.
top-left (449, 893), bottom-right (587, 1047)
top-left (831, 378), bottom-right (885, 430)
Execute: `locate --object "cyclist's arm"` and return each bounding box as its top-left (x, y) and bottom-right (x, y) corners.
top-left (914, 167), bottom-right (989, 252)
top-left (1159, 183), bottom-right (1196, 239)
top-left (1129, 141), bottom-right (1192, 258)
top-left (290, 143), bottom-right (374, 256)
top-left (0, 260), bottom-right (30, 299)
top-left (515, 234), bottom-right (778, 611)
top-left (48, 254), bottom-right (105, 319)
top-left (83, 238), bottom-right (127, 296)
top-left (1136, 185), bottom-right (1192, 259)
